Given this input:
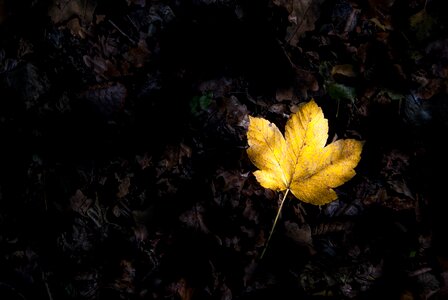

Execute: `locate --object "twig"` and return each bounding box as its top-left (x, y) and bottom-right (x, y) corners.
top-left (287, 2), bottom-right (313, 45)
top-left (108, 20), bottom-right (136, 44)
top-left (42, 272), bottom-right (54, 300)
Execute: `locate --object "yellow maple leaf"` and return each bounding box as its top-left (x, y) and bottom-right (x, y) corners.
top-left (247, 99), bottom-right (363, 206)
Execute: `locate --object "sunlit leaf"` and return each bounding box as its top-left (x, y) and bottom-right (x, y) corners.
top-left (247, 99), bottom-right (363, 205)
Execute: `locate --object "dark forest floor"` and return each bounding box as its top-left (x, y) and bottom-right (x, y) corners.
top-left (1, 0), bottom-right (448, 299)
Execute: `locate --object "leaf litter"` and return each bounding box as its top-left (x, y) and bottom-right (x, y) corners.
top-left (1, 0), bottom-right (448, 299)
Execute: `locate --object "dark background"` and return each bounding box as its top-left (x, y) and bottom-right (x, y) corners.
top-left (1, 0), bottom-right (448, 299)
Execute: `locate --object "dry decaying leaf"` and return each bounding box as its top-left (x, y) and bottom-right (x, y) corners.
top-left (48, 0), bottom-right (97, 25)
top-left (246, 99), bottom-right (363, 205)
top-left (273, 0), bottom-right (326, 46)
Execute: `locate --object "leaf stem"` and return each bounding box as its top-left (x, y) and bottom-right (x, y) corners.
top-left (260, 189), bottom-right (290, 259)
